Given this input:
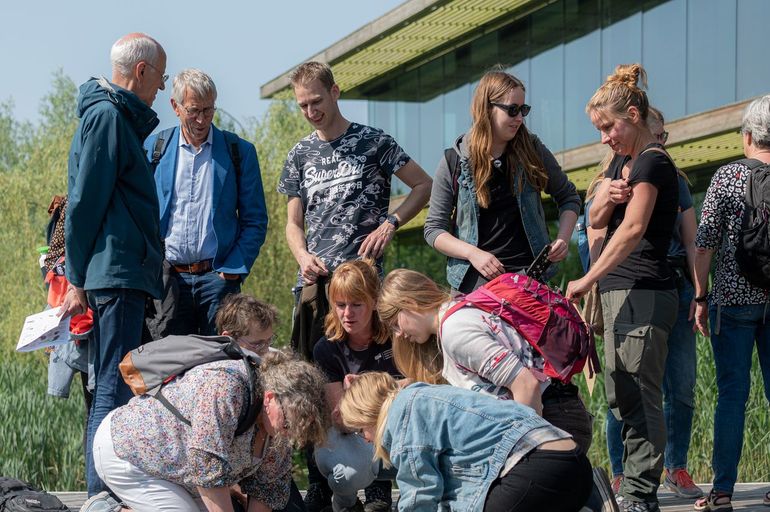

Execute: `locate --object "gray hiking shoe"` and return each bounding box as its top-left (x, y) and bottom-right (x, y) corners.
top-left (80, 491), bottom-right (121, 512)
top-left (616, 495), bottom-right (660, 512)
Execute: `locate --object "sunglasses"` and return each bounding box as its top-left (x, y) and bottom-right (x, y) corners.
top-left (490, 102), bottom-right (531, 118)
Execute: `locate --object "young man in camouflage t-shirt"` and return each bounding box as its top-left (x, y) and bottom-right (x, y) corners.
top-left (278, 61), bottom-right (431, 512)
top-left (279, 61), bottom-right (431, 288)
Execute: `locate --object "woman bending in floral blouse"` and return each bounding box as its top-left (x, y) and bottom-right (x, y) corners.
top-left (93, 348), bottom-right (328, 512)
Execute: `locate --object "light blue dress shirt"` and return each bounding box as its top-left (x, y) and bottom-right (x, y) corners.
top-left (164, 128), bottom-right (217, 265)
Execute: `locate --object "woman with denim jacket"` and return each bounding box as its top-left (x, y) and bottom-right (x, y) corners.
top-left (339, 372), bottom-right (592, 512)
top-left (424, 69), bottom-right (580, 294)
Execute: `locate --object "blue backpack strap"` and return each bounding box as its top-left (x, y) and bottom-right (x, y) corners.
top-left (149, 127), bottom-right (177, 172)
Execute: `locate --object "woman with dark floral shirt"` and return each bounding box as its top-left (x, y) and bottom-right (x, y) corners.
top-left (692, 94), bottom-right (770, 512)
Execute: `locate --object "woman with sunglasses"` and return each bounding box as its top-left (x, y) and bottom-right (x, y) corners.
top-left (424, 68), bottom-right (580, 294)
top-left (91, 349), bottom-right (329, 512)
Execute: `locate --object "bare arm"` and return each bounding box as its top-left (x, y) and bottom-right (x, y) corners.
top-left (198, 486), bottom-right (235, 512)
top-left (566, 182), bottom-right (658, 300)
top-left (548, 210), bottom-right (578, 262)
top-left (358, 160), bottom-right (433, 259)
top-left (587, 225), bottom-right (607, 266)
top-left (247, 500), bottom-right (270, 512)
top-left (285, 197), bottom-right (327, 284)
top-left (693, 247), bottom-right (713, 337)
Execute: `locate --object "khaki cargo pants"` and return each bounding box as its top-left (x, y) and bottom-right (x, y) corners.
top-left (601, 288), bottom-right (678, 504)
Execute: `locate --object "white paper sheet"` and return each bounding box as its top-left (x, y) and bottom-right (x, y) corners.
top-left (17, 307), bottom-right (71, 352)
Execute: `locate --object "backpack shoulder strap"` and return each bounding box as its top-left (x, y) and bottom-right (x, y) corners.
top-left (223, 130), bottom-right (242, 185)
top-left (222, 131), bottom-right (242, 171)
top-left (149, 127), bottom-right (177, 172)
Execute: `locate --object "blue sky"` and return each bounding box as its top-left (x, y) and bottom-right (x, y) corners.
top-left (1, 0), bottom-right (404, 129)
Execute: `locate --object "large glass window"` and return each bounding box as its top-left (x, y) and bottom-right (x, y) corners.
top-left (642, 0), bottom-right (686, 120)
top-left (686, 0), bottom-right (737, 114)
top-left (363, 0), bottom-right (766, 185)
top-left (737, 0), bottom-right (770, 100)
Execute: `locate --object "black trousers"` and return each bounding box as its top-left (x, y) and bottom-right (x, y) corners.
top-left (484, 448), bottom-right (592, 512)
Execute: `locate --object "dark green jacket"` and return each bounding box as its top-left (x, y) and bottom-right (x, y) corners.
top-left (65, 77), bottom-right (163, 298)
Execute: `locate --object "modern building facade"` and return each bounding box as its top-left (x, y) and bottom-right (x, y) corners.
top-left (262, 0), bottom-right (770, 279)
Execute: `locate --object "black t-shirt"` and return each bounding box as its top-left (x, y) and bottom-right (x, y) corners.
top-left (599, 145), bottom-right (678, 291)
top-left (312, 336), bottom-right (402, 382)
top-left (477, 157), bottom-right (533, 271)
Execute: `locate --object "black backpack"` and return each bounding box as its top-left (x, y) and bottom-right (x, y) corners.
top-left (735, 158), bottom-right (770, 289)
top-left (148, 127), bottom-right (242, 179)
top-left (0, 478), bottom-right (68, 512)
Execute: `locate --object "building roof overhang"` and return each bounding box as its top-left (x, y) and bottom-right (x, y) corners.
top-left (260, 0), bottom-right (548, 99)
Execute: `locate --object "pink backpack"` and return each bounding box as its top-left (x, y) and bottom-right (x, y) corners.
top-left (442, 273), bottom-right (599, 383)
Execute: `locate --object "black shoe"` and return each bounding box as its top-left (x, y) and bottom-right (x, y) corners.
top-left (364, 480), bottom-right (392, 512)
top-left (304, 483), bottom-right (332, 512)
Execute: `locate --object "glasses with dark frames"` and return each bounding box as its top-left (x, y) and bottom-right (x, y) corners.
top-left (656, 131), bottom-right (669, 144)
top-left (490, 102), bottom-right (531, 118)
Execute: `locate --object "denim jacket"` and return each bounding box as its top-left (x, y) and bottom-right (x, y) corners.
top-left (424, 133), bottom-right (580, 289)
top-left (383, 383), bottom-right (570, 511)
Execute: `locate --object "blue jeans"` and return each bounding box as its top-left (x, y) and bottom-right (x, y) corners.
top-left (166, 270), bottom-right (241, 336)
top-left (607, 278), bottom-right (696, 476)
top-left (709, 302), bottom-right (770, 494)
top-left (86, 288), bottom-right (147, 496)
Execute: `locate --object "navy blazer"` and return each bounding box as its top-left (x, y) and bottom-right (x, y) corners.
top-left (144, 124), bottom-right (268, 275)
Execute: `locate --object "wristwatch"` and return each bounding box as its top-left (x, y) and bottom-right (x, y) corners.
top-left (386, 214), bottom-right (400, 229)
top-left (694, 293), bottom-right (709, 303)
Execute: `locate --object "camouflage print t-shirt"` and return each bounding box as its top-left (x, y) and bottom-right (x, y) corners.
top-left (278, 123), bottom-right (410, 283)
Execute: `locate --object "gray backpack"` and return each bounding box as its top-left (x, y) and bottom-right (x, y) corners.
top-left (119, 335), bottom-right (261, 436)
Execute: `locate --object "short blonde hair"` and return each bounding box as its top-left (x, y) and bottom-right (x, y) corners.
top-left (379, 270), bottom-right (449, 384)
top-left (289, 61), bottom-right (335, 91)
top-left (324, 260), bottom-right (389, 344)
top-left (339, 372), bottom-right (399, 465)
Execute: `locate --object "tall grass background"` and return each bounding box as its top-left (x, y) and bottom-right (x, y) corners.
top-left (1, 73), bottom-right (768, 491)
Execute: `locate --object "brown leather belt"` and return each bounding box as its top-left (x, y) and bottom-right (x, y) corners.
top-left (171, 259), bottom-right (213, 274)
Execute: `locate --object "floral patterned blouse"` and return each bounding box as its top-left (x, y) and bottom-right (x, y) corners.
top-left (111, 360), bottom-right (291, 510)
top-left (695, 160), bottom-right (770, 306)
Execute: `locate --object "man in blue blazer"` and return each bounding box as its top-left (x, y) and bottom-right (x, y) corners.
top-left (145, 68), bottom-right (267, 336)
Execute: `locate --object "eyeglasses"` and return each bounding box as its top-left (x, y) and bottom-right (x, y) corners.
top-left (490, 102), bottom-right (531, 118)
top-left (181, 104), bottom-right (217, 119)
top-left (656, 131), bottom-right (669, 144)
top-left (240, 334), bottom-right (276, 354)
top-left (143, 61), bottom-right (168, 84)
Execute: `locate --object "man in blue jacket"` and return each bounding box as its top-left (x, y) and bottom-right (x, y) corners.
top-left (61, 33), bottom-right (166, 504)
top-left (144, 68), bottom-right (267, 336)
